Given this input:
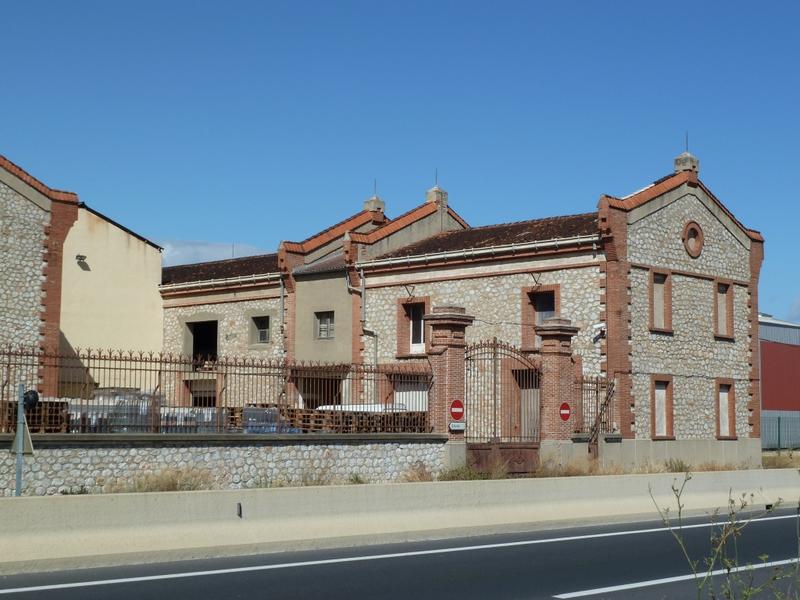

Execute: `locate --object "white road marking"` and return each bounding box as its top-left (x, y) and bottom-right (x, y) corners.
top-left (0, 514), bottom-right (795, 595)
top-left (554, 557), bottom-right (800, 598)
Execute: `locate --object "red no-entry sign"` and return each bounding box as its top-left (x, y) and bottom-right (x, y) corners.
top-left (559, 402), bottom-right (571, 421)
top-left (450, 399), bottom-right (465, 421)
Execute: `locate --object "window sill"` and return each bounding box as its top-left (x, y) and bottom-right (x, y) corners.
top-left (395, 352), bottom-right (428, 360)
top-left (714, 334), bottom-right (735, 342)
top-left (649, 328), bottom-right (673, 336)
top-left (651, 436), bottom-right (675, 441)
top-left (716, 436), bottom-right (738, 441)
top-left (247, 343), bottom-right (272, 351)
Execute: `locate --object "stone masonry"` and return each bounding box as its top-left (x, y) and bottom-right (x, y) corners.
top-left (0, 181), bottom-right (48, 348)
top-left (628, 191), bottom-right (753, 439)
top-left (163, 298), bottom-right (284, 358)
top-left (364, 266), bottom-right (603, 372)
top-left (0, 439), bottom-right (447, 496)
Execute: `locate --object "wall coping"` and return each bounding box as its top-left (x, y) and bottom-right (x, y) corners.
top-left (0, 433), bottom-right (449, 449)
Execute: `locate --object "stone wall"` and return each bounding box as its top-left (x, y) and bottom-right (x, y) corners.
top-left (0, 181), bottom-right (48, 348)
top-left (1, 436), bottom-right (447, 496)
top-left (628, 191), bottom-right (753, 440)
top-left (627, 192), bottom-right (750, 281)
top-left (163, 297), bottom-right (284, 358)
top-left (364, 265), bottom-right (603, 373)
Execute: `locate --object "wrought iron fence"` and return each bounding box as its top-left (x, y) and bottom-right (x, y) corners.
top-left (0, 347), bottom-right (432, 435)
top-left (464, 340), bottom-right (540, 443)
top-left (576, 376), bottom-right (617, 438)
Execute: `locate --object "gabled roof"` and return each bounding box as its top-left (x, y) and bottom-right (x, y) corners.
top-left (162, 253), bottom-right (280, 285)
top-left (283, 209), bottom-right (385, 253)
top-left (292, 252), bottom-right (347, 276)
top-left (0, 154), bottom-right (79, 203)
top-left (602, 170), bottom-right (763, 242)
top-left (375, 212), bottom-right (598, 259)
top-left (80, 203), bottom-right (162, 251)
top-left (349, 201), bottom-right (469, 245)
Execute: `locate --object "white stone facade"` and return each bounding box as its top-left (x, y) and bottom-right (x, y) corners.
top-left (0, 181), bottom-right (47, 348)
top-left (364, 263), bottom-right (603, 373)
top-left (163, 297), bottom-right (284, 358)
top-left (628, 192), bottom-right (753, 440)
top-left (0, 440), bottom-right (447, 496)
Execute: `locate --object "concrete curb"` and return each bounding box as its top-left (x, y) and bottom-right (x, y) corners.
top-left (1, 469), bottom-right (798, 574)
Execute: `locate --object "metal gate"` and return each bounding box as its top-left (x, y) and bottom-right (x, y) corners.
top-left (464, 339), bottom-right (540, 474)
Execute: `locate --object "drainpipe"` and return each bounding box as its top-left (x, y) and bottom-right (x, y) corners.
top-left (279, 274), bottom-right (286, 355)
top-left (346, 269), bottom-right (378, 366)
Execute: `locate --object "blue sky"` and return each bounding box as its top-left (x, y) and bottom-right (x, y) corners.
top-left (1, 1), bottom-right (798, 320)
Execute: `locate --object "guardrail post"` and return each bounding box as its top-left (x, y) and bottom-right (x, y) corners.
top-left (424, 306), bottom-right (474, 468)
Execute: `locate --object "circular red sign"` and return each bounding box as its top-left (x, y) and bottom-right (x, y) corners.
top-left (559, 402), bottom-right (571, 421)
top-left (450, 399), bottom-right (465, 421)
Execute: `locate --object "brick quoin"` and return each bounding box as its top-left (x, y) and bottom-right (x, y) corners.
top-left (598, 196), bottom-right (634, 438)
top-left (747, 237), bottom-right (764, 437)
top-left (424, 306), bottom-right (473, 439)
top-left (40, 199), bottom-right (78, 395)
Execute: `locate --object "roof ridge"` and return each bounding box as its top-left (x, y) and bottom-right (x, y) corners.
top-left (439, 211), bottom-right (597, 234)
top-left (0, 154), bottom-right (79, 203)
top-left (163, 251), bottom-right (278, 270)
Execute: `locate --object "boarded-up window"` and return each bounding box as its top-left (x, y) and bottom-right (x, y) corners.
top-left (718, 383), bottom-right (733, 437)
top-left (716, 283), bottom-right (732, 337)
top-left (653, 379), bottom-right (670, 438)
top-left (652, 273), bottom-right (669, 330)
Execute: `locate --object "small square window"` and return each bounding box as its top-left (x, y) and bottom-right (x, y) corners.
top-left (251, 316), bottom-right (270, 344)
top-left (315, 311), bottom-right (335, 339)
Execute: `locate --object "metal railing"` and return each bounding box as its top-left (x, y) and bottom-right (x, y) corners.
top-left (762, 414), bottom-right (800, 450)
top-left (0, 347), bottom-right (432, 435)
top-left (576, 376), bottom-right (617, 440)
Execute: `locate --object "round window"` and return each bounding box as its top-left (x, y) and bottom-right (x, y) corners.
top-left (682, 221), bottom-right (704, 258)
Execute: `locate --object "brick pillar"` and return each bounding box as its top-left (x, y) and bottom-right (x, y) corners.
top-left (538, 317), bottom-right (580, 441)
top-left (424, 306), bottom-right (473, 440)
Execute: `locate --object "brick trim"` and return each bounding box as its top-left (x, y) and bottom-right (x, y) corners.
top-left (650, 374), bottom-right (674, 440)
top-left (648, 269), bottom-right (673, 334)
top-left (715, 378), bottom-right (737, 440)
top-left (712, 279), bottom-right (735, 340)
top-left (520, 284), bottom-right (561, 351)
top-left (747, 238), bottom-right (764, 437)
top-left (364, 260), bottom-right (600, 288)
top-left (396, 296), bottom-right (431, 358)
top-left (629, 262), bottom-right (749, 287)
top-left (598, 198), bottom-right (633, 438)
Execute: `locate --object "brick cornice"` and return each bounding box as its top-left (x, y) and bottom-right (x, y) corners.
top-left (0, 155), bottom-right (79, 203)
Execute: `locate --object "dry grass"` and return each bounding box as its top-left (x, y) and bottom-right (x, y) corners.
top-left (399, 461), bottom-right (434, 482)
top-left (763, 451), bottom-right (800, 469)
top-left (437, 462), bottom-right (508, 481)
top-left (106, 468), bottom-right (215, 493)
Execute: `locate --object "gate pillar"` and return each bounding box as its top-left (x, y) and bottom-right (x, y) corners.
top-left (538, 317), bottom-right (580, 441)
top-left (424, 306), bottom-right (473, 465)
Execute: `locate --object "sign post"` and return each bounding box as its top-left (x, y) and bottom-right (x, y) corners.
top-left (13, 384), bottom-right (34, 497)
top-left (449, 399), bottom-right (466, 432)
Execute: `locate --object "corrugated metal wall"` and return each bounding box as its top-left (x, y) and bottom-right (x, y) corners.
top-left (760, 323), bottom-right (800, 345)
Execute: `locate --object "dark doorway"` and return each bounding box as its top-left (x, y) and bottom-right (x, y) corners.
top-left (189, 321), bottom-right (218, 362)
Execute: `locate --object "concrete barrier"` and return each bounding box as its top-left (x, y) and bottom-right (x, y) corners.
top-left (1, 469), bottom-right (798, 573)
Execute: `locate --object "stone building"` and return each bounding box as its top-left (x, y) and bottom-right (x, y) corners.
top-left (162, 152), bottom-right (763, 467)
top-left (0, 155), bottom-right (163, 390)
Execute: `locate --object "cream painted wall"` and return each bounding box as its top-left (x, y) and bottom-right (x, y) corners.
top-left (60, 208), bottom-right (163, 352)
top-left (294, 273), bottom-right (353, 363)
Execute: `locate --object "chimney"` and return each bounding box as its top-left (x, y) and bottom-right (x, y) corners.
top-left (363, 195), bottom-right (385, 213)
top-left (426, 185), bottom-right (448, 206)
top-left (674, 151), bottom-right (700, 174)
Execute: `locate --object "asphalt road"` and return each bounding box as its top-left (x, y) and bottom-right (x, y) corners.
top-left (2, 509), bottom-right (799, 599)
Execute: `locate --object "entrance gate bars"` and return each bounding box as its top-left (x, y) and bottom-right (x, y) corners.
top-left (464, 339), bottom-right (540, 473)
